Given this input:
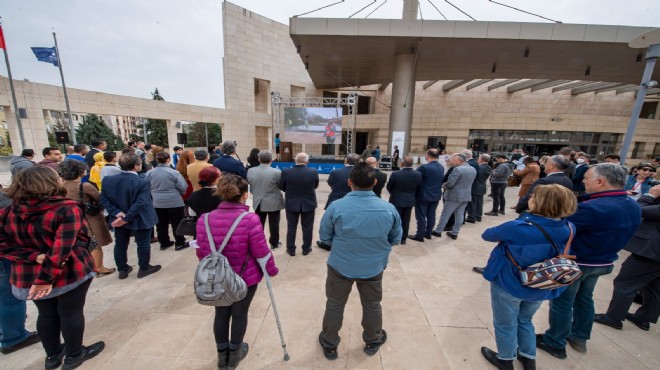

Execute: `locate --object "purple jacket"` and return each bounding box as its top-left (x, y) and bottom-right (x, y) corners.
top-left (195, 202), bottom-right (278, 286)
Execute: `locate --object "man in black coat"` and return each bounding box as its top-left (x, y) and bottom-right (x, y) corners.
top-left (324, 154), bottom-right (360, 209)
top-left (514, 155), bottom-right (573, 214)
top-left (84, 138), bottom-right (106, 168)
top-left (366, 157), bottom-right (388, 198)
top-left (410, 149), bottom-right (444, 242)
top-left (466, 153), bottom-right (492, 223)
top-left (213, 140), bottom-right (247, 179)
top-left (279, 153), bottom-right (319, 256)
top-left (595, 185), bottom-right (660, 331)
top-left (387, 156), bottom-right (422, 244)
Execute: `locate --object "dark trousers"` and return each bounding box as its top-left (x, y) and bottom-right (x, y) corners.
top-left (320, 265), bottom-right (384, 349)
top-left (490, 183), bottom-right (507, 212)
top-left (414, 200), bottom-right (439, 238)
top-left (467, 193), bottom-right (484, 221)
top-left (33, 278), bottom-right (92, 357)
top-left (155, 207), bottom-right (186, 246)
top-left (606, 254), bottom-right (660, 323)
top-left (285, 210), bottom-right (315, 252)
top-left (255, 206), bottom-right (281, 248)
top-left (214, 285), bottom-right (258, 348)
top-left (114, 227), bottom-right (152, 271)
top-left (396, 207), bottom-right (413, 242)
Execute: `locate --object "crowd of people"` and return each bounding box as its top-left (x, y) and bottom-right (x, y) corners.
top-left (1, 138), bottom-right (659, 370)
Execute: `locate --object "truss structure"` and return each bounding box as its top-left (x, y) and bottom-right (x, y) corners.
top-left (271, 92), bottom-right (358, 154)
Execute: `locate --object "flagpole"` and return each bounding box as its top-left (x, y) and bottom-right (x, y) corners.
top-left (0, 18), bottom-right (27, 150)
top-left (52, 31), bottom-right (76, 144)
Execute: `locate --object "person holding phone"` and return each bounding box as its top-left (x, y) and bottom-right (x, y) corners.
top-left (624, 164), bottom-right (655, 200)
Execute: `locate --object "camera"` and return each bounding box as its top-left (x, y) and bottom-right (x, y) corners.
top-left (648, 179), bottom-right (660, 187)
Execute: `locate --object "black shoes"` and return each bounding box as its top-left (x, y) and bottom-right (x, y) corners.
top-left (517, 351), bottom-right (536, 370)
top-left (364, 329), bottom-right (387, 356)
top-left (431, 231), bottom-right (443, 237)
top-left (400, 239), bottom-right (407, 245)
top-left (45, 345), bottom-right (66, 369)
top-left (316, 240), bottom-right (331, 251)
top-left (498, 210), bottom-right (505, 215)
top-left (480, 347), bottom-right (513, 370)
top-left (446, 232), bottom-right (458, 240)
top-left (137, 265), bottom-right (161, 279)
top-left (227, 342), bottom-right (249, 370)
top-left (424, 235), bottom-right (432, 240)
top-left (443, 226), bottom-right (453, 232)
top-left (535, 334), bottom-right (566, 359)
top-left (472, 266), bottom-right (485, 274)
top-left (159, 241), bottom-right (174, 250)
top-left (465, 218), bottom-right (476, 223)
top-left (118, 266), bottom-right (133, 280)
top-left (174, 242), bottom-right (189, 251)
top-left (61, 341), bottom-right (105, 370)
top-left (407, 234), bottom-right (424, 242)
top-left (593, 313), bottom-right (623, 330)
top-left (218, 349), bottom-right (229, 369)
top-left (303, 249), bottom-right (312, 256)
top-left (484, 211), bottom-right (499, 216)
top-left (287, 249), bottom-right (296, 256)
top-left (626, 313), bottom-right (650, 331)
top-left (270, 242), bottom-right (282, 250)
top-left (0, 331), bottom-right (40, 354)
top-left (566, 336), bottom-right (587, 353)
top-left (319, 334), bottom-right (338, 360)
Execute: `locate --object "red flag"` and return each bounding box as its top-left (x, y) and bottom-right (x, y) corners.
top-left (0, 24), bottom-right (6, 49)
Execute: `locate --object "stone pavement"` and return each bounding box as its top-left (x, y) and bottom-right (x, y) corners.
top-left (1, 170), bottom-right (659, 369)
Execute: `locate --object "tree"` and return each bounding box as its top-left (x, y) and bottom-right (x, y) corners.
top-left (146, 88), bottom-right (169, 147)
top-left (75, 114), bottom-right (125, 150)
top-left (184, 122), bottom-right (222, 147)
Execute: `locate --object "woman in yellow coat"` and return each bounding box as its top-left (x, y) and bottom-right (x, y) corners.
top-left (89, 152), bottom-right (106, 190)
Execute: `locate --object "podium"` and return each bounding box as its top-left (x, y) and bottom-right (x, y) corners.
top-left (280, 141), bottom-right (293, 162)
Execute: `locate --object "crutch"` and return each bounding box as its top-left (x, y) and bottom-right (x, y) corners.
top-left (257, 254), bottom-right (290, 361)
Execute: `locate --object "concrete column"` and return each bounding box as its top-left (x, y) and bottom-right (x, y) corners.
top-left (402, 0), bottom-right (419, 20)
top-left (388, 53), bottom-right (417, 158)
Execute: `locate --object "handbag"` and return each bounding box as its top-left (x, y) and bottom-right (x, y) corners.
top-left (506, 221), bottom-right (582, 290)
top-left (176, 216), bottom-right (198, 236)
top-left (79, 183), bottom-right (102, 216)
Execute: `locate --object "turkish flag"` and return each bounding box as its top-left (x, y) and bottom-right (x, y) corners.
top-left (0, 25), bottom-right (6, 50)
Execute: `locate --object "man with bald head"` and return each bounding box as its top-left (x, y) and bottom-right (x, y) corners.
top-left (387, 156), bottom-right (422, 244)
top-left (365, 157), bottom-right (388, 198)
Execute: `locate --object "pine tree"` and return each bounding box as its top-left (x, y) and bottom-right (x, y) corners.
top-left (146, 88), bottom-right (169, 147)
top-left (75, 114), bottom-right (125, 150)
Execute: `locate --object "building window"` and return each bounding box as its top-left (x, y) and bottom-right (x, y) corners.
top-left (640, 101), bottom-right (658, 119)
top-left (19, 108), bottom-right (28, 118)
top-left (254, 78), bottom-right (270, 113)
top-left (631, 142), bottom-right (644, 158)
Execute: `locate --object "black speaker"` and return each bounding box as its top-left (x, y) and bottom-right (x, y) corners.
top-left (55, 131), bottom-right (70, 144)
top-left (177, 133), bottom-right (188, 144)
top-left (473, 139), bottom-right (486, 152)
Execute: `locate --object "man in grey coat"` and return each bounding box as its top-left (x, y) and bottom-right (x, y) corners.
top-left (247, 150), bottom-right (284, 249)
top-left (431, 153), bottom-right (477, 239)
top-left (485, 154), bottom-right (512, 216)
top-left (9, 149), bottom-right (35, 177)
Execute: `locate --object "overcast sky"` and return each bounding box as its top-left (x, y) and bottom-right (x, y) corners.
top-left (1, 0), bottom-right (659, 109)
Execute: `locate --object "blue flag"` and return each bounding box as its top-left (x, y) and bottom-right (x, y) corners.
top-left (31, 47), bottom-right (59, 67)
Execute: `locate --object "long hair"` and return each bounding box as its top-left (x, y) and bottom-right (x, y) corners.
top-left (176, 150), bottom-right (195, 180)
top-left (7, 166), bottom-right (67, 202)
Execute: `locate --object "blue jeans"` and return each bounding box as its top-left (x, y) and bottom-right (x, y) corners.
top-left (490, 283), bottom-right (543, 360)
top-left (543, 265), bottom-right (614, 349)
top-left (114, 227), bottom-right (152, 271)
top-left (0, 258), bottom-right (30, 348)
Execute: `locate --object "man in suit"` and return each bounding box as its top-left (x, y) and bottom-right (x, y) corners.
top-left (84, 138), bottom-right (106, 168)
top-left (571, 154), bottom-right (590, 195)
top-left (100, 153), bottom-right (161, 279)
top-left (431, 153), bottom-right (477, 239)
top-left (366, 157), bottom-right (388, 198)
top-left (213, 140), bottom-right (247, 179)
top-left (248, 150), bottom-right (284, 250)
top-left (409, 149), bottom-right (444, 242)
top-left (466, 153), bottom-right (492, 223)
top-left (559, 146), bottom-right (577, 179)
top-left (515, 155), bottom-right (573, 214)
top-left (279, 153), bottom-right (319, 256)
top-left (387, 156), bottom-right (422, 245)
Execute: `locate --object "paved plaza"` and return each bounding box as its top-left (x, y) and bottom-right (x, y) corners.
top-left (1, 171), bottom-right (659, 370)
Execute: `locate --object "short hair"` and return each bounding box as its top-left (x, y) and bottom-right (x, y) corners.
top-left (559, 147), bottom-right (572, 156)
top-left (453, 153), bottom-right (467, 163)
top-left (548, 155), bottom-right (569, 170)
top-left (6, 166), bottom-right (67, 202)
top-left (127, 141), bottom-right (136, 147)
top-left (121, 147), bottom-right (134, 154)
top-left (402, 156), bottom-right (414, 167)
top-left (155, 152), bottom-right (170, 164)
top-left (173, 146), bottom-right (183, 151)
top-left (258, 150), bottom-right (273, 164)
top-left (603, 154), bottom-right (620, 161)
top-left (73, 144), bottom-right (86, 153)
top-left (42, 147), bottom-right (58, 157)
top-left (91, 138), bottom-right (105, 148)
top-left (479, 153), bottom-right (491, 162)
top-left (589, 163), bottom-right (627, 188)
top-left (345, 153), bottom-right (361, 166)
top-left (144, 144), bottom-right (152, 151)
top-left (207, 145), bottom-right (216, 152)
top-left (494, 154), bottom-right (508, 160)
top-left (349, 162), bottom-right (376, 189)
top-left (426, 148), bottom-right (439, 159)
top-left (221, 140), bottom-right (236, 154)
top-left (460, 149), bottom-right (473, 159)
top-left (529, 184), bottom-right (577, 219)
top-left (295, 153), bottom-right (309, 164)
top-left (119, 153), bottom-right (141, 171)
top-left (194, 148), bottom-right (208, 160)
top-left (57, 159), bottom-right (87, 180)
top-left (21, 149), bottom-right (35, 157)
top-left (103, 151), bottom-right (117, 162)
top-left (198, 167), bottom-right (221, 187)
top-left (216, 173), bottom-right (248, 203)
top-left (523, 156), bottom-right (535, 164)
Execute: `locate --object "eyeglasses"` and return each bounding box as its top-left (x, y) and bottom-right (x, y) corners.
top-left (639, 168), bottom-right (653, 172)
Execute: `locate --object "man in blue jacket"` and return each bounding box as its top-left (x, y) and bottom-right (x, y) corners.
top-left (409, 149), bottom-right (444, 242)
top-left (537, 163), bottom-right (641, 358)
top-left (213, 140), bottom-right (247, 179)
top-left (318, 163), bottom-right (402, 360)
top-left (100, 153), bottom-right (161, 280)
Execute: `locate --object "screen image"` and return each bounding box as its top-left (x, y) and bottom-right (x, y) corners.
top-left (282, 107), bottom-right (342, 145)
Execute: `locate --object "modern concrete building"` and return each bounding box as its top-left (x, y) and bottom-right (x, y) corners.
top-left (1, 1), bottom-right (659, 164)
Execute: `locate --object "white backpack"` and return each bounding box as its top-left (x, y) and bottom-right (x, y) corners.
top-left (194, 212), bottom-right (249, 306)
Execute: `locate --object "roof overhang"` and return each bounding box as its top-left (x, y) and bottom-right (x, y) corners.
top-left (289, 18), bottom-right (659, 89)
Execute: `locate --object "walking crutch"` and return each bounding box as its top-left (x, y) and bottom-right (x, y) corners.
top-left (257, 254), bottom-right (290, 361)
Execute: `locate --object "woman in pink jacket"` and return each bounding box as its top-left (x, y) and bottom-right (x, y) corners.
top-left (195, 174), bottom-right (278, 369)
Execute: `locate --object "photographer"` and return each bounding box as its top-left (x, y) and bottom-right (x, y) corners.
top-left (624, 164), bottom-right (656, 200)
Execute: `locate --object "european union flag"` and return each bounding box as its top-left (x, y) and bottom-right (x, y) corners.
top-left (31, 47), bottom-right (59, 67)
